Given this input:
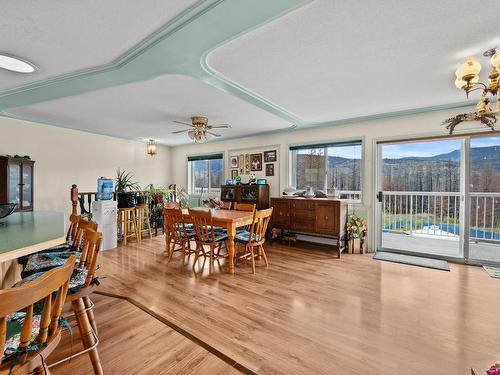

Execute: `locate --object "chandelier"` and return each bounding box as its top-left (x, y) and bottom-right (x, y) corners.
top-left (443, 48), bottom-right (500, 134)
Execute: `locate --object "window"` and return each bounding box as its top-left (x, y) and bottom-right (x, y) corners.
top-left (188, 154), bottom-right (224, 194)
top-left (290, 141), bottom-right (362, 201)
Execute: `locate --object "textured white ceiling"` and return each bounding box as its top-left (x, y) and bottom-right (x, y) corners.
top-left (6, 75), bottom-right (292, 145)
top-left (208, 0), bottom-right (500, 123)
top-left (0, 0), bottom-right (199, 91)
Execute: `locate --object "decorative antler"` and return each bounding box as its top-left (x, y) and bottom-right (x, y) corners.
top-left (442, 112), bottom-right (497, 134)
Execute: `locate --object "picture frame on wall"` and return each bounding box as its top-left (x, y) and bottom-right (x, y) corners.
top-left (250, 153), bottom-right (262, 171)
top-left (245, 154), bottom-right (251, 174)
top-left (265, 163), bottom-right (274, 176)
top-left (264, 150), bottom-right (277, 163)
top-left (238, 154), bottom-right (245, 174)
top-left (231, 169), bottom-right (239, 179)
top-left (230, 156), bottom-right (238, 168)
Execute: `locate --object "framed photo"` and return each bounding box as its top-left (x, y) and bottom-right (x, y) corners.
top-left (238, 154), bottom-right (245, 174)
top-left (265, 163), bottom-right (274, 176)
top-left (250, 153), bottom-right (262, 171)
top-left (264, 150), bottom-right (277, 163)
top-left (230, 156), bottom-right (238, 168)
top-left (231, 169), bottom-right (239, 179)
top-left (245, 154), bottom-right (251, 174)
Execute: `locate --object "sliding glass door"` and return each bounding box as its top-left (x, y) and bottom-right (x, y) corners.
top-left (378, 138), bottom-right (464, 259)
top-left (468, 136), bottom-right (500, 263)
top-left (377, 134), bottom-right (500, 264)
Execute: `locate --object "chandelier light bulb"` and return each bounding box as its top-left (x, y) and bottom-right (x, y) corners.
top-left (456, 57), bottom-right (481, 80)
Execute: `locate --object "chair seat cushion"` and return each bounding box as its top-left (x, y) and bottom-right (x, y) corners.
top-left (15, 268), bottom-right (88, 295)
top-left (22, 251), bottom-right (80, 278)
top-left (197, 231), bottom-right (227, 243)
top-left (39, 240), bottom-right (73, 253)
top-left (3, 312), bottom-right (41, 360)
top-left (235, 230), bottom-right (260, 243)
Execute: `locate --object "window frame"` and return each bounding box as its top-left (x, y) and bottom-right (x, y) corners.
top-left (187, 153), bottom-right (224, 195)
top-left (288, 138), bottom-right (364, 203)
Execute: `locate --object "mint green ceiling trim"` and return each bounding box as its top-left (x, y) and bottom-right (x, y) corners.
top-left (0, 0), bottom-right (480, 146)
top-left (0, 0), bottom-right (308, 129)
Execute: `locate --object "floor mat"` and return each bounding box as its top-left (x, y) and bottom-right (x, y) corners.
top-left (373, 252), bottom-right (450, 271)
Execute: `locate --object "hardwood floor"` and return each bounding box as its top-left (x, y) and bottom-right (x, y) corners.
top-left (54, 237), bottom-right (500, 374)
top-left (49, 293), bottom-right (240, 375)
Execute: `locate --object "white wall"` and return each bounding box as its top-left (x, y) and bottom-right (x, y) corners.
top-left (171, 105), bottom-right (486, 251)
top-left (0, 116), bottom-right (172, 215)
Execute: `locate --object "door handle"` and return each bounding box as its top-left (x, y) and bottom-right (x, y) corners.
top-left (377, 191), bottom-right (383, 203)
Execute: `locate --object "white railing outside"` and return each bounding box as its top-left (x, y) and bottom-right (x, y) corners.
top-left (338, 190), bottom-right (362, 202)
top-left (382, 191), bottom-right (500, 242)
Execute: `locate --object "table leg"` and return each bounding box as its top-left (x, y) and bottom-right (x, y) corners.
top-left (227, 223), bottom-right (236, 274)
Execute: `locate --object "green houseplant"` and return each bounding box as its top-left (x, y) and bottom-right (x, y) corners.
top-left (115, 168), bottom-right (140, 208)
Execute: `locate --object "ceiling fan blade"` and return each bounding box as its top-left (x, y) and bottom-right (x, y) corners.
top-left (207, 131), bottom-right (222, 137)
top-left (208, 124), bottom-right (231, 129)
top-left (171, 129), bottom-right (190, 134)
top-left (173, 120), bottom-right (195, 127)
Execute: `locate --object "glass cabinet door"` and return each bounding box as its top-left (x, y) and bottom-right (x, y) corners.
top-left (8, 163), bottom-right (20, 207)
top-left (22, 163), bottom-right (33, 210)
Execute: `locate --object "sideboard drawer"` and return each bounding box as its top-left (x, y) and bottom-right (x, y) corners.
top-left (290, 200), bottom-right (315, 210)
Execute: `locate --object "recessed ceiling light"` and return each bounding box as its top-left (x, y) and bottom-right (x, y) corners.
top-left (0, 53), bottom-right (37, 73)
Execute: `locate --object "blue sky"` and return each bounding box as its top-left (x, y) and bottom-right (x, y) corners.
top-left (382, 136), bottom-right (500, 159)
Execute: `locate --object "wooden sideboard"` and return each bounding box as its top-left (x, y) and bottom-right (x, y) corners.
top-left (270, 197), bottom-right (348, 257)
top-left (221, 184), bottom-right (270, 209)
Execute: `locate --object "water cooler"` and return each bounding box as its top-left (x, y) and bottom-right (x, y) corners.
top-left (91, 200), bottom-right (117, 251)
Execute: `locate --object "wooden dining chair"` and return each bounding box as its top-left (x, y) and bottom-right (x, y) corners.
top-left (15, 229), bottom-right (104, 375)
top-left (163, 207), bottom-right (196, 264)
top-left (189, 208), bottom-right (228, 269)
top-left (22, 218), bottom-right (98, 278)
top-left (0, 256), bottom-right (76, 375)
top-left (235, 208), bottom-right (273, 274)
top-left (233, 202), bottom-right (256, 212)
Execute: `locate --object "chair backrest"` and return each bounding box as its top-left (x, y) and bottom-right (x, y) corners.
top-left (163, 207), bottom-right (190, 240)
top-left (73, 219), bottom-right (98, 251)
top-left (66, 214), bottom-right (81, 242)
top-left (248, 208), bottom-right (273, 244)
top-left (0, 256), bottom-right (76, 369)
top-left (233, 202), bottom-right (256, 212)
top-left (164, 202), bottom-right (180, 209)
top-left (220, 201), bottom-right (232, 210)
top-left (188, 208), bottom-right (215, 243)
top-left (78, 229), bottom-right (102, 288)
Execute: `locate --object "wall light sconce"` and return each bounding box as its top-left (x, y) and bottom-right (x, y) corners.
top-left (147, 139), bottom-right (157, 156)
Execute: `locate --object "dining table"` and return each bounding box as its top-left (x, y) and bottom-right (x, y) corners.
top-left (0, 211), bottom-right (65, 288)
top-left (181, 208), bottom-right (254, 274)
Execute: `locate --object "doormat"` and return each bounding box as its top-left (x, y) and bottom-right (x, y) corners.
top-left (483, 266), bottom-right (500, 279)
top-left (373, 252), bottom-right (450, 271)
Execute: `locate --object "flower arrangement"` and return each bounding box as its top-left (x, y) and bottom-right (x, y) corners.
top-left (346, 214), bottom-right (367, 239)
top-left (472, 364), bottom-right (500, 375)
top-left (202, 197), bottom-right (225, 210)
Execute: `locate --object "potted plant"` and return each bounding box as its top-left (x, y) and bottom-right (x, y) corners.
top-left (115, 169), bottom-right (139, 208)
top-left (136, 185), bottom-right (152, 205)
top-left (346, 214), bottom-right (367, 254)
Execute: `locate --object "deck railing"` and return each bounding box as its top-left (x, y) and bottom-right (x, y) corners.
top-left (382, 191), bottom-right (500, 242)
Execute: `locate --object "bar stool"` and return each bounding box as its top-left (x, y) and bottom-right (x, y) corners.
top-left (117, 207), bottom-right (139, 245)
top-left (135, 204), bottom-right (152, 240)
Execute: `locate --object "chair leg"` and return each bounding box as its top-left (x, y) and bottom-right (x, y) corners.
top-left (84, 296), bottom-right (98, 336)
top-left (260, 244), bottom-right (269, 267)
top-left (34, 363), bottom-right (51, 375)
top-left (249, 245), bottom-right (256, 274)
top-left (167, 240), bottom-right (176, 263)
top-left (72, 298), bottom-right (103, 375)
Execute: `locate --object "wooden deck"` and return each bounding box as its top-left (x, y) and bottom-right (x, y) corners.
top-left (51, 237), bottom-right (500, 374)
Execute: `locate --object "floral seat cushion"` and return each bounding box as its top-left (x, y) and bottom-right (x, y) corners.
top-left (22, 251), bottom-right (80, 278)
top-left (235, 230), bottom-right (260, 243)
top-left (39, 240), bottom-right (73, 253)
top-left (16, 268), bottom-right (88, 295)
top-left (197, 231), bottom-right (228, 243)
top-left (2, 312), bottom-right (41, 360)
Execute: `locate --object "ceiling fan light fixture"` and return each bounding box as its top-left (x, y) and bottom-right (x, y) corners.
top-left (0, 53), bottom-right (37, 73)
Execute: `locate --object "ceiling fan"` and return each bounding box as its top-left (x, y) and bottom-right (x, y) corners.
top-left (171, 116), bottom-right (231, 142)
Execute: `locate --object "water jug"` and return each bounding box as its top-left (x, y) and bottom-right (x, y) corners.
top-left (97, 177), bottom-right (113, 201)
